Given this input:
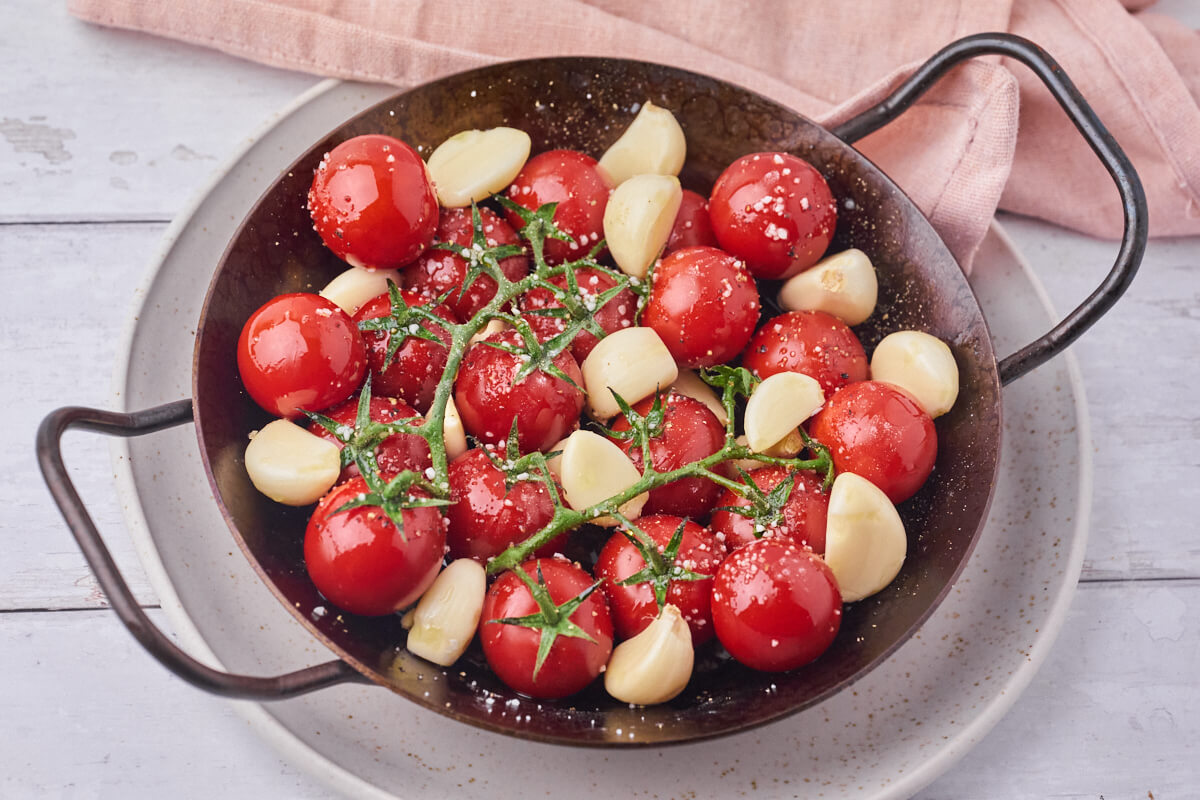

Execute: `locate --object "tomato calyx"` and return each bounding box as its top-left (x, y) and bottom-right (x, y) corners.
top-left (477, 316), bottom-right (583, 390)
top-left (304, 375), bottom-right (423, 473)
top-left (712, 466), bottom-right (800, 536)
top-left (356, 281), bottom-right (450, 370)
top-left (611, 513), bottom-right (710, 612)
top-left (487, 561), bottom-right (602, 678)
top-left (482, 419), bottom-right (564, 495)
top-left (603, 390), bottom-right (667, 467)
top-left (332, 466), bottom-right (451, 541)
top-left (495, 195), bottom-right (577, 267)
top-left (430, 204), bottom-right (526, 305)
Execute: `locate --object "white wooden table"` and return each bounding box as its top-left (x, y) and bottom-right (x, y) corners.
top-left (4, 1), bottom-right (1198, 797)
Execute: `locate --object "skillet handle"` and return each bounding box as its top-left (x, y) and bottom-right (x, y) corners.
top-left (831, 32), bottom-right (1148, 386)
top-left (36, 400), bottom-right (370, 700)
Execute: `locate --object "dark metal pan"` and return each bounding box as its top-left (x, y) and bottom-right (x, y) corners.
top-left (38, 33), bottom-right (1145, 746)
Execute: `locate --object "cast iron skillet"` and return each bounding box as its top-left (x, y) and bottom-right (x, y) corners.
top-left (39, 33), bottom-right (1145, 746)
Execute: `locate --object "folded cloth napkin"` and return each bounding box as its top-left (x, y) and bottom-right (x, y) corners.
top-left (69, 0), bottom-right (1200, 270)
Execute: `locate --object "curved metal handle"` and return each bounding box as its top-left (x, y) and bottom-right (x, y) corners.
top-left (36, 400), bottom-right (369, 700)
top-left (832, 32), bottom-right (1148, 385)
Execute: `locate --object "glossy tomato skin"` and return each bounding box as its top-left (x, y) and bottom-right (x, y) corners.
top-left (504, 150), bottom-right (612, 265)
top-left (808, 380), bottom-right (937, 504)
top-left (520, 266), bottom-right (638, 363)
top-left (594, 515), bottom-right (725, 645)
top-left (709, 466), bottom-right (829, 553)
top-left (708, 152), bottom-right (837, 280)
top-left (351, 289), bottom-right (457, 414)
top-left (304, 477), bottom-right (446, 617)
top-left (403, 207), bottom-right (529, 320)
top-left (307, 134), bottom-right (438, 270)
top-left (642, 246), bottom-right (760, 368)
top-left (480, 558), bottom-right (613, 699)
top-left (445, 448), bottom-right (564, 562)
top-left (711, 538), bottom-right (842, 672)
top-left (237, 292), bottom-right (366, 419)
top-left (742, 310), bottom-right (868, 395)
top-left (611, 392), bottom-right (727, 518)
top-left (665, 189), bottom-right (718, 253)
top-left (308, 393), bottom-right (430, 482)
top-left (454, 330), bottom-right (585, 453)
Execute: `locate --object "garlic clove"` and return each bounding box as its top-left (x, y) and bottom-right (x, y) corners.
top-left (426, 127), bottom-right (532, 207)
top-left (669, 369), bottom-right (728, 426)
top-left (824, 472), bottom-right (907, 602)
top-left (544, 436), bottom-right (571, 478)
top-left (434, 396), bottom-right (469, 461)
top-left (743, 371), bottom-right (824, 452)
top-left (603, 174), bottom-right (682, 279)
top-left (596, 101), bottom-right (687, 187)
top-left (319, 266), bottom-right (401, 316)
top-left (469, 318), bottom-right (511, 345)
top-left (778, 248), bottom-right (878, 325)
top-left (244, 419), bottom-right (341, 506)
top-left (559, 430), bottom-right (647, 526)
top-left (581, 327), bottom-right (679, 421)
top-left (405, 559), bottom-right (486, 667)
top-left (869, 330), bottom-right (959, 418)
top-left (604, 604), bottom-right (694, 705)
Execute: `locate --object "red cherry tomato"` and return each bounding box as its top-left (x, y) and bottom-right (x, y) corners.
top-left (642, 246), bottom-right (760, 368)
top-left (594, 515), bottom-right (725, 645)
top-left (307, 393), bottom-right (430, 482)
top-left (445, 448), bottom-right (564, 562)
top-left (520, 266), bottom-right (638, 363)
top-left (711, 538), bottom-right (842, 671)
top-left (709, 466), bottom-right (829, 553)
top-left (403, 207), bottom-right (529, 320)
top-left (504, 150), bottom-right (611, 265)
top-left (304, 477), bottom-right (446, 617)
top-left (307, 134), bottom-right (438, 270)
top-left (665, 189), bottom-right (718, 253)
top-left (742, 310), bottom-right (868, 395)
top-left (454, 330), bottom-right (585, 453)
top-left (808, 380), bottom-right (937, 504)
top-left (237, 292), bottom-right (366, 419)
top-left (610, 392), bottom-right (727, 518)
top-left (708, 151), bottom-right (836, 280)
top-left (480, 558), bottom-right (613, 699)
top-left (351, 289), bottom-right (457, 414)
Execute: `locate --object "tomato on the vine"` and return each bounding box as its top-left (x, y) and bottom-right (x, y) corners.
top-left (504, 149), bottom-right (612, 265)
top-left (352, 289), bottom-right (457, 414)
top-left (709, 466), bottom-right (829, 553)
top-left (742, 310), bottom-right (868, 395)
top-left (307, 393), bottom-right (430, 482)
top-left (665, 188), bottom-right (718, 253)
top-left (519, 266), bottom-right (637, 362)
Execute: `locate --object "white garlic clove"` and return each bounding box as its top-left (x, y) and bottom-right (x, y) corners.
top-left (581, 327), bottom-right (679, 421)
top-left (869, 330), bottom-right (959, 418)
top-left (426, 127), bottom-right (532, 207)
top-left (778, 248), bottom-right (878, 325)
top-left (559, 430), bottom-right (647, 526)
top-left (824, 472), bottom-right (907, 602)
top-left (544, 436), bottom-right (571, 478)
top-left (319, 266), bottom-right (401, 316)
top-left (727, 435), bottom-right (771, 474)
top-left (244, 419), bottom-right (341, 506)
top-left (669, 369), bottom-right (728, 425)
top-left (435, 396), bottom-right (469, 461)
top-left (469, 318), bottom-right (511, 345)
top-left (604, 604), bottom-right (694, 705)
top-left (603, 174), bottom-right (682, 279)
top-left (405, 559), bottom-right (486, 667)
top-left (596, 101), bottom-right (687, 187)
top-left (743, 372), bottom-right (824, 452)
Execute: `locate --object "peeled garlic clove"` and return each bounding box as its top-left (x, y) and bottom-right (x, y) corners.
top-left (581, 327), bottom-right (679, 421)
top-left (869, 330), bottom-right (959, 418)
top-left (469, 318), bottom-right (510, 345)
top-left (728, 435), bottom-right (770, 474)
top-left (405, 559), bottom-right (486, 666)
top-left (603, 174), bottom-right (682, 279)
top-left (743, 372), bottom-right (824, 452)
top-left (559, 430), bottom-right (647, 525)
top-left (778, 248), bottom-right (878, 325)
top-left (824, 472), bottom-right (907, 602)
top-left (435, 396), bottom-right (469, 461)
top-left (604, 604), bottom-right (694, 705)
top-left (426, 127), bottom-right (532, 207)
top-left (244, 419), bottom-right (341, 506)
top-left (597, 101), bottom-right (687, 187)
top-left (669, 369), bottom-right (728, 425)
top-left (544, 436), bottom-right (571, 478)
top-left (319, 266), bottom-right (401, 316)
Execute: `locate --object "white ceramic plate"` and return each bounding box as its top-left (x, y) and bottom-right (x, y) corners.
top-left (110, 79), bottom-right (1090, 800)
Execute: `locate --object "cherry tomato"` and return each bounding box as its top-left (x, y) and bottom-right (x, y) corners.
top-left (504, 150), bottom-right (611, 265)
top-left (351, 289), bottom-right (457, 414)
top-left (709, 466), bottom-right (829, 553)
top-left (742, 310), bottom-right (868, 395)
top-left (594, 515), bottom-right (725, 645)
top-left (520, 266), bottom-right (637, 363)
top-left (710, 538), bottom-right (841, 671)
top-left (307, 134), bottom-right (438, 270)
top-left (480, 558), bottom-right (613, 699)
top-left (610, 391), bottom-right (727, 518)
top-left (708, 151), bottom-right (836, 280)
top-left (307, 393), bottom-right (430, 482)
top-left (403, 207), bottom-right (529, 320)
top-left (665, 189), bottom-right (718, 253)
top-left (454, 330), bottom-right (585, 453)
top-left (445, 448), bottom-right (564, 562)
top-left (304, 477), bottom-right (446, 617)
top-left (237, 292), bottom-right (366, 419)
top-left (808, 380), bottom-right (937, 504)
top-left (641, 246), bottom-right (760, 368)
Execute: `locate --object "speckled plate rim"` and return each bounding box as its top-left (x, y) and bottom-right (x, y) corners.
top-left (107, 78), bottom-right (1091, 800)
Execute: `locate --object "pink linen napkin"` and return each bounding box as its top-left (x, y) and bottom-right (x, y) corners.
top-left (69, 0), bottom-right (1200, 270)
